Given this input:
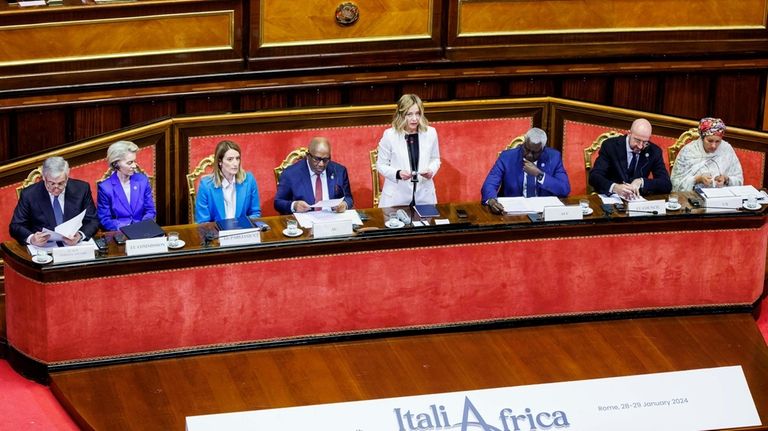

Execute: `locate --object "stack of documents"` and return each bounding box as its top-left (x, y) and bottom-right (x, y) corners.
top-left (497, 196), bottom-right (564, 214)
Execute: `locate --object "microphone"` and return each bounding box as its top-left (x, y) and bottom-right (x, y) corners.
top-left (202, 230), bottom-right (216, 247)
top-left (626, 209), bottom-right (659, 215)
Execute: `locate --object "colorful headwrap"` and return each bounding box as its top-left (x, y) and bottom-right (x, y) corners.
top-left (699, 117), bottom-right (726, 137)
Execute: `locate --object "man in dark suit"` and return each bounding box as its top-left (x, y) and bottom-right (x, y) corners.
top-left (481, 127), bottom-right (571, 214)
top-left (274, 137), bottom-right (354, 215)
top-left (588, 118), bottom-right (672, 199)
top-left (10, 156), bottom-right (99, 246)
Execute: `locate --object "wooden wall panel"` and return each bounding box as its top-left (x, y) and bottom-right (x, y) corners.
top-left (73, 105), bottom-right (123, 142)
top-left (713, 73), bottom-right (763, 129)
top-left (183, 96), bottom-right (235, 115)
top-left (561, 77), bottom-right (609, 104)
top-left (128, 100), bottom-right (179, 125)
top-left (15, 109), bottom-right (66, 156)
top-left (612, 76), bottom-right (659, 113)
top-left (348, 86), bottom-right (397, 105)
top-left (0, 114), bottom-right (8, 162)
top-left (457, 0), bottom-right (766, 35)
top-left (259, 0), bottom-right (432, 46)
top-left (240, 93), bottom-right (289, 112)
top-left (400, 83), bottom-right (450, 101)
top-left (454, 80), bottom-right (502, 99)
top-left (662, 74), bottom-right (711, 121)
top-left (508, 78), bottom-right (556, 97)
top-left (290, 89), bottom-right (343, 108)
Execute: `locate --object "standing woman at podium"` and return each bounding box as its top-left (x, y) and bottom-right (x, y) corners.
top-left (195, 140), bottom-right (261, 223)
top-left (375, 94), bottom-right (441, 207)
top-left (97, 140), bottom-right (157, 231)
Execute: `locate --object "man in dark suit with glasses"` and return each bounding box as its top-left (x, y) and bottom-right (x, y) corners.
top-left (274, 137), bottom-right (354, 215)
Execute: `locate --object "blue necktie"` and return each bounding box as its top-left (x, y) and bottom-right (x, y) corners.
top-left (526, 172), bottom-right (536, 198)
top-left (52, 196), bottom-right (63, 225)
top-left (627, 153), bottom-right (638, 180)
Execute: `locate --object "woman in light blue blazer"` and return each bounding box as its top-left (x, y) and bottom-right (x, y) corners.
top-left (97, 141), bottom-right (157, 231)
top-left (195, 140), bottom-right (261, 223)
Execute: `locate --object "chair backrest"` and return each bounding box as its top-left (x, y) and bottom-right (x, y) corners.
top-left (186, 154), bottom-right (215, 223)
top-left (15, 166), bottom-right (43, 199)
top-left (369, 148), bottom-right (380, 207)
top-left (668, 127), bottom-right (699, 170)
top-left (96, 164), bottom-right (157, 203)
top-left (274, 147), bottom-right (309, 186)
top-left (497, 134), bottom-right (526, 157)
top-left (584, 131), bottom-right (622, 195)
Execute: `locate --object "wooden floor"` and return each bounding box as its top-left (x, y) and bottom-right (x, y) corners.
top-left (51, 313), bottom-right (768, 431)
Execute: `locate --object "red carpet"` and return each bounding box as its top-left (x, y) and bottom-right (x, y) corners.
top-left (0, 360), bottom-right (78, 430)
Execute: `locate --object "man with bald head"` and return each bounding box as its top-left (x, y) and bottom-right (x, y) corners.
top-left (588, 118), bottom-right (671, 199)
top-left (274, 137), bottom-right (354, 215)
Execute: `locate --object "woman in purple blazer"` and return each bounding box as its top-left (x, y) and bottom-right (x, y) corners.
top-left (97, 141), bottom-right (157, 231)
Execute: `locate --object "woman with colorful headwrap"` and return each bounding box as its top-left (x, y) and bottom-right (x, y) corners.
top-left (670, 117), bottom-right (743, 191)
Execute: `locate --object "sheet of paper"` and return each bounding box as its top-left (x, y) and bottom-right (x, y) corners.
top-left (725, 185), bottom-right (760, 197)
top-left (598, 194), bottom-right (623, 204)
top-left (310, 198), bottom-right (344, 208)
top-left (294, 209), bottom-right (363, 228)
top-left (18, 0), bottom-right (46, 6)
top-left (497, 196), bottom-right (564, 214)
top-left (434, 218), bottom-right (450, 225)
top-left (700, 187), bottom-right (735, 198)
top-left (54, 209), bottom-right (86, 239)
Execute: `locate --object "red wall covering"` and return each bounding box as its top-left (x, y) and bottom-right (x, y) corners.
top-left (6, 222), bottom-right (766, 364)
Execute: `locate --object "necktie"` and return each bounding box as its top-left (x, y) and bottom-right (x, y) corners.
top-left (627, 153), bottom-right (638, 179)
top-left (52, 196), bottom-right (63, 225)
top-left (314, 174), bottom-right (323, 211)
top-left (525, 172), bottom-right (536, 198)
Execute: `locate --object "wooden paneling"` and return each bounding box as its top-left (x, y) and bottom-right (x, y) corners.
top-left (348, 85), bottom-right (397, 105)
top-left (0, 11), bottom-right (235, 66)
top-left (289, 88), bottom-right (342, 108)
top-left (612, 75), bottom-right (659, 112)
top-left (457, 0), bottom-right (767, 35)
top-left (400, 83), bottom-right (450, 101)
top-left (240, 92), bottom-right (289, 112)
top-left (15, 109), bottom-right (67, 156)
top-left (454, 80), bottom-right (502, 99)
top-left (561, 77), bottom-right (610, 104)
top-left (128, 100), bottom-right (179, 125)
top-left (260, 0), bottom-right (433, 46)
top-left (508, 77), bottom-right (556, 97)
top-left (0, 114), bottom-right (8, 162)
top-left (713, 73), bottom-right (763, 129)
top-left (183, 95), bottom-right (235, 115)
top-left (73, 105), bottom-right (123, 142)
top-left (662, 74), bottom-right (711, 121)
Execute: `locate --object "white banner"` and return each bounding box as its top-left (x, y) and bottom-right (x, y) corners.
top-left (186, 366), bottom-right (760, 431)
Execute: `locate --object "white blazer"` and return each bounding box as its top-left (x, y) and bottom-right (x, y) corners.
top-left (375, 126), bottom-right (441, 207)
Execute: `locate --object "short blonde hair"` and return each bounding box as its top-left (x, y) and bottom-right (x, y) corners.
top-left (106, 141), bottom-right (139, 167)
top-left (391, 94), bottom-right (429, 134)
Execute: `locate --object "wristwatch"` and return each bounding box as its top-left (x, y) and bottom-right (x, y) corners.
top-left (536, 173), bottom-right (544, 182)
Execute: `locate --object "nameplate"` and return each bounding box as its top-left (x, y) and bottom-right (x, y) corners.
top-left (125, 237), bottom-right (169, 256)
top-left (187, 366), bottom-right (759, 431)
top-left (705, 196), bottom-right (742, 213)
top-left (313, 219), bottom-right (353, 239)
top-left (219, 228), bottom-right (261, 247)
top-left (627, 199), bottom-right (666, 217)
top-left (543, 205), bottom-right (583, 221)
top-left (52, 245), bottom-right (95, 264)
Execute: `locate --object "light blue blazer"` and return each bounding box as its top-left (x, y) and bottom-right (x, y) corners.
top-left (97, 172), bottom-right (157, 231)
top-left (195, 171), bottom-right (261, 223)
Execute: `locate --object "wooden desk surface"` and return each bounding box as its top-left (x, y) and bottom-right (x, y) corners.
top-left (50, 313), bottom-right (768, 430)
top-left (3, 193), bottom-right (766, 283)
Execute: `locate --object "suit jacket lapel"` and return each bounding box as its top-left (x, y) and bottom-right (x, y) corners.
top-left (37, 183), bottom-right (57, 227)
top-left (129, 175), bottom-right (141, 213)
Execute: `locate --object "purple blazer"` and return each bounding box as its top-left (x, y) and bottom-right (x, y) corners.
top-left (97, 172), bottom-right (157, 231)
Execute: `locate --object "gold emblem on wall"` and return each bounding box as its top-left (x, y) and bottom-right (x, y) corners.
top-left (335, 2), bottom-right (360, 26)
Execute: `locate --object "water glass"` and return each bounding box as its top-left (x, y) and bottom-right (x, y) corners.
top-left (579, 199), bottom-right (590, 211)
top-left (286, 219), bottom-right (299, 235)
top-left (667, 194), bottom-right (679, 206)
top-left (746, 195), bottom-right (759, 208)
top-left (167, 231), bottom-right (179, 247)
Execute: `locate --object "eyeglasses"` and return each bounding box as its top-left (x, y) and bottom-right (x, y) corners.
top-left (44, 179), bottom-right (67, 189)
top-left (308, 153), bottom-right (330, 164)
top-left (630, 136), bottom-right (650, 146)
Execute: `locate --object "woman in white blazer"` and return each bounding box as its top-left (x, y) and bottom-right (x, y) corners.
top-left (376, 94), bottom-right (441, 207)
